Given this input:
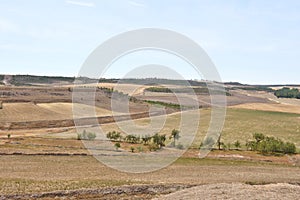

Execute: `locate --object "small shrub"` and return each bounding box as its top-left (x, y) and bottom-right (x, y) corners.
top-left (7, 134), bottom-right (11, 139)
top-left (87, 132), bottom-right (96, 140)
top-left (0, 101), bottom-right (3, 109)
top-left (130, 146), bottom-right (135, 153)
top-left (115, 142), bottom-right (121, 151)
top-left (234, 140), bottom-right (241, 149)
top-left (77, 130), bottom-right (96, 140)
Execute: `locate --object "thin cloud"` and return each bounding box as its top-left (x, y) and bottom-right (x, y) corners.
top-left (66, 0), bottom-right (95, 7)
top-left (128, 1), bottom-right (146, 8)
top-left (0, 18), bottom-right (19, 33)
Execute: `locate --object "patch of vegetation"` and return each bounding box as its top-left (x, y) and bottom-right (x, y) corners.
top-left (169, 129), bottom-right (180, 147)
top-left (230, 86), bottom-right (274, 92)
top-left (10, 75), bottom-right (76, 85)
top-left (246, 133), bottom-right (296, 155)
top-left (125, 135), bottom-right (140, 144)
top-left (146, 86), bottom-right (231, 96)
top-left (152, 133), bottom-right (166, 149)
top-left (106, 131), bottom-right (168, 152)
top-left (106, 131), bottom-right (122, 141)
top-left (77, 130), bottom-right (96, 141)
top-left (146, 87), bottom-right (172, 93)
top-left (116, 78), bottom-right (208, 86)
top-left (144, 100), bottom-right (182, 109)
top-left (130, 146), bottom-right (135, 153)
top-left (245, 181), bottom-right (272, 186)
top-left (114, 142), bottom-right (121, 151)
top-left (144, 100), bottom-right (200, 110)
top-left (274, 87), bottom-right (300, 99)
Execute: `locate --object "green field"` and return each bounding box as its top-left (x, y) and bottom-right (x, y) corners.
top-left (99, 108), bottom-right (300, 150)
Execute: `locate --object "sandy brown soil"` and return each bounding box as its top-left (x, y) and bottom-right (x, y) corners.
top-left (229, 102), bottom-right (300, 114)
top-left (0, 155), bottom-right (299, 199)
top-left (156, 183), bottom-right (300, 200)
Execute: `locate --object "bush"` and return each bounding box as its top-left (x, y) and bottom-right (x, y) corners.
top-left (87, 132), bottom-right (96, 140)
top-left (115, 142), bottom-right (121, 151)
top-left (253, 133), bottom-right (265, 143)
top-left (141, 135), bottom-right (152, 145)
top-left (248, 133), bottom-right (297, 154)
top-left (7, 134), bottom-right (11, 139)
top-left (283, 142), bottom-right (296, 154)
top-left (0, 101), bottom-right (2, 109)
top-left (106, 131), bottom-right (122, 141)
top-left (125, 135), bottom-right (140, 144)
top-left (130, 147), bottom-right (135, 153)
top-left (274, 87), bottom-right (300, 99)
top-left (234, 140), bottom-right (241, 149)
top-left (152, 133), bottom-right (166, 148)
top-left (77, 130), bottom-right (96, 141)
top-left (246, 140), bottom-right (257, 151)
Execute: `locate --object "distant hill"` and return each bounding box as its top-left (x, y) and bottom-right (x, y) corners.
top-left (1, 74), bottom-right (299, 89)
top-left (0, 75), bottom-right (100, 86)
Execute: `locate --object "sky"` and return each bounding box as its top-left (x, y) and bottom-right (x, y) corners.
top-left (0, 0), bottom-right (300, 84)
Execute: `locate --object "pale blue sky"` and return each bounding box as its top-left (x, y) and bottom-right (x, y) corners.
top-left (0, 0), bottom-right (300, 84)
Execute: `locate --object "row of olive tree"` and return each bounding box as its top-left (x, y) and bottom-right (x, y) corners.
top-left (106, 129), bottom-right (181, 151)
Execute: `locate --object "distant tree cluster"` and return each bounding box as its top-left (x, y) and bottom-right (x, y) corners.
top-left (246, 133), bottom-right (296, 154)
top-left (106, 129), bottom-right (181, 152)
top-left (145, 86), bottom-right (231, 96)
top-left (145, 87), bottom-right (172, 93)
top-left (274, 87), bottom-right (300, 99)
top-left (202, 132), bottom-right (297, 155)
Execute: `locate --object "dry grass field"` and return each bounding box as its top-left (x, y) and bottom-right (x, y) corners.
top-left (0, 155), bottom-right (299, 199)
top-left (0, 102), bottom-right (118, 122)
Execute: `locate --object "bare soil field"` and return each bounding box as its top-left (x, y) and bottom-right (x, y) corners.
top-left (230, 102), bottom-right (300, 114)
top-left (0, 102), bottom-right (117, 122)
top-left (157, 183), bottom-right (300, 200)
top-left (0, 155), bottom-right (299, 199)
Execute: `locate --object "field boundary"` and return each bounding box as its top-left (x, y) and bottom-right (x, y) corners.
top-left (0, 110), bottom-right (168, 130)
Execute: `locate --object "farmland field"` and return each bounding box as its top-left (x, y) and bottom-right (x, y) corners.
top-left (0, 102), bottom-right (118, 122)
top-left (1, 79), bottom-right (300, 199)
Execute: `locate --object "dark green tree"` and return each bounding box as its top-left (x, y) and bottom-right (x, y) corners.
top-left (170, 129), bottom-right (180, 147)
